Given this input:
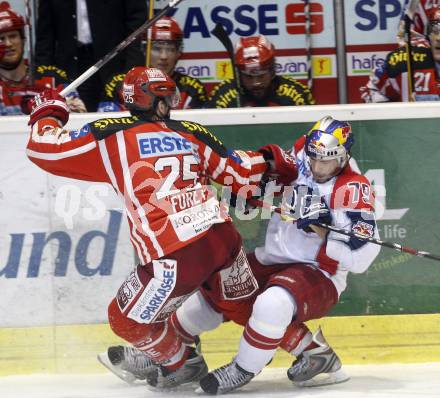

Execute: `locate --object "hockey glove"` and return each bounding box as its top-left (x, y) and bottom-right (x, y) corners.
top-left (28, 88), bottom-right (70, 126)
top-left (258, 144), bottom-right (298, 186)
top-left (282, 185), bottom-right (331, 232)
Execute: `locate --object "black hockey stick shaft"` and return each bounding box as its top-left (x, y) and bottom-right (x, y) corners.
top-left (249, 198), bottom-right (440, 262)
top-left (404, 16), bottom-right (415, 101)
top-left (60, 0), bottom-right (184, 96)
top-left (304, 0), bottom-right (313, 90)
top-left (212, 23), bottom-right (242, 107)
top-left (24, 0), bottom-right (34, 84)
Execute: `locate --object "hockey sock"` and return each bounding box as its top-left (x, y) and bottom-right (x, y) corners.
top-left (162, 344), bottom-right (189, 371)
top-left (280, 323), bottom-right (317, 357)
top-left (235, 286), bottom-right (296, 374)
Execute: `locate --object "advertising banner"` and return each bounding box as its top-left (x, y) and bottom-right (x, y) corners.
top-left (161, 0), bottom-right (339, 104)
top-left (3, 108), bottom-right (440, 329)
top-left (0, 133), bottom-right (134, 327)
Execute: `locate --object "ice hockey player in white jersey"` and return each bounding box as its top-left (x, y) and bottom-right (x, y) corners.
top-left (99, 116), bottom-right (381, 394)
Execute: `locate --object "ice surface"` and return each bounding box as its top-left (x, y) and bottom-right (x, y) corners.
top-left (1, 363), bottom-right (439, 398)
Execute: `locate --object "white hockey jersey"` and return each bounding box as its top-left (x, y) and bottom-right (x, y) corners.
top-left (255, 136), bottom-right (381, 296)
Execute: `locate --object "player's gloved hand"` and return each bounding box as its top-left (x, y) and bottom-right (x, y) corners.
top-left (28, 88), bottom-right (70, 126)
top-left (281, 185), bottom-right (331, 232)
top-left (258, 144), bottom-right (298, 186)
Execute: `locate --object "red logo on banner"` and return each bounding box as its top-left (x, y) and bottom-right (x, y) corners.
top-left (285, 3), bottom-right (324, 35)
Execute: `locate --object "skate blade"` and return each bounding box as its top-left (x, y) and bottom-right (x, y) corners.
top-left (97, 352), bottom-right (137, 384)
top-left (293, 369), bottom-right (350, 388)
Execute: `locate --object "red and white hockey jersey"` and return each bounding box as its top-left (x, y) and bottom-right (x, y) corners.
top-left (361, 46), bottom-right (440, 102)
top-left (255, 136), bottom-right (381, 296)
top-left (412, 0), bottom-right (440, 36)
top-left (26, 115), bottom-right (267, 265)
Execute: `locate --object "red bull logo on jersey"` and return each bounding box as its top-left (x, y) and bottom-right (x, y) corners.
top-left (352, 220), bottom-right (374, 238)
top-left (137, 132), bottom-right (192, 158)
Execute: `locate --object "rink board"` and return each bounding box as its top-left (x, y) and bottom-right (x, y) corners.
top-left (2, 105), bottom-right (440, 376)
top-left (1, 313), bottom-right (440, 376)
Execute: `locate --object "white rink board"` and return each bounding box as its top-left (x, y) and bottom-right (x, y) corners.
top-left (0, 102), bottom-right (439, 135)
top-left (1, 363), bottom-right (440, 398)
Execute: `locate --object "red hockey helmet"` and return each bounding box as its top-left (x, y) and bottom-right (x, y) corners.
top-left (122, 66), bottom-right (180, 111)
top-left (0, 1), bottom-right (25, 34)
top-left (150, 17), bottom-right (183, 42)
top-left (234, 35), bottom-right (275, 75)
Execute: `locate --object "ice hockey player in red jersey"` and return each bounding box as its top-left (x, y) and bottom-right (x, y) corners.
top-left (26, 66), bottom-right (297, 383)
top-left (362, 5), bottom-right (440, 102)
top-left (99, 117), bottom-right (381, 394)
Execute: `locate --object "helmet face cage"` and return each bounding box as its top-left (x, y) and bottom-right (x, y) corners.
top-left (234, 35), bottom-right (275, 75)
top-left (305, 116), bottom-right (354, 169)
top-left (122, 67), bottom-right (180, 111)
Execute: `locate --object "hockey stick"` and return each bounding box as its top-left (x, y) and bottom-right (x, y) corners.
top-left (403, 0), bottom-right (419, 101)
top-left (145, 0), bottom-right (155, 67)
top-left (304, 0), bottom-right (313, 90)
top-left (248, 198), bottom-right (440, 262)
top-left (404, 15), bottom-right (415, 101)
top-left (60, 0), bottom-right (184, 97)
top-left (211, 23), bottom-right (242, 107)
top-left (24, 0), bottom-right (34, 84)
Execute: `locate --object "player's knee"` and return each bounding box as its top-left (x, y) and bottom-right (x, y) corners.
top-left (175, 291), bottom-right (223, 336)
top-left (252, 286), bottom-right (296, 328)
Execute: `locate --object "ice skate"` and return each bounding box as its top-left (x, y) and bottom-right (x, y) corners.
top-left (146, 346), bottom-right (208, 390)
top-left (97, 345), bottom-right (157, 384)
top-left (197, 359), bottom-right (254, 395)
top-left (287, 327), bottom-right (349, 387)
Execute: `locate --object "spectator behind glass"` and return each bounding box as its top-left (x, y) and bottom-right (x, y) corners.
top-left (396, 0), bottom-right (440, 47)
top-left (34, 0), bottom-right (147, 112)
top-left (98, 16), bottom-right (207, 112)
top-left (205, 35), bottom-right (315, 108)
top-left (0, 1), bottom-right (85, 115)
top-left (361, 5), bottom-right (440, 102)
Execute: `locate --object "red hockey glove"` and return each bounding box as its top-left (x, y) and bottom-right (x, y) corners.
top-left (258, 144), bottom-right (298, 186)
top-left (28, 88), bottom-right (69, 126)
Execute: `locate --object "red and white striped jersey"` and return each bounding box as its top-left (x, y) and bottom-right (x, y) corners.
top-left (26, 115), bottom-right (267, 264)
top-left (361, 46), bottom-right (440, 102)
top-left (396, 1), bottom-right (439, 47)
top-left (412, 0), bottom-right (440, 35)
top-left (255, 136), bottom-right (381, 296)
